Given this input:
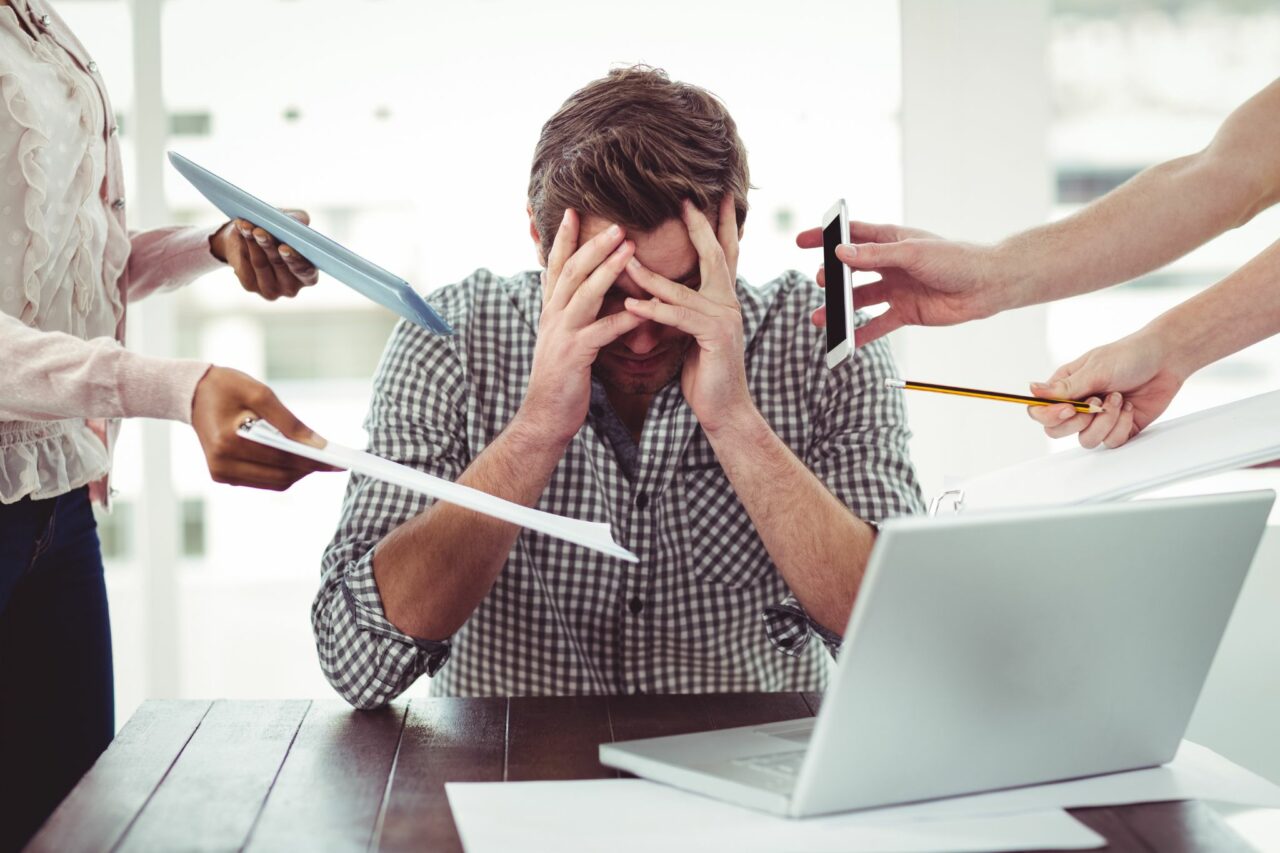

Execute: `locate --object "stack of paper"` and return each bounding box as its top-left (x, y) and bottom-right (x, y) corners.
top-left (445, 742), bottom-right (1280, 853)
top-left (955, 390), bottom-right (1280, 513)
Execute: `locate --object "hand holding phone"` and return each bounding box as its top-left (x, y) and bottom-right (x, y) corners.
top-left (822, 199), bottom-right (855, 368)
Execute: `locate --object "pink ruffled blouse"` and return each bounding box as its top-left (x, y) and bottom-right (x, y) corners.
top-left (0, 0), bottom-right (219, 505)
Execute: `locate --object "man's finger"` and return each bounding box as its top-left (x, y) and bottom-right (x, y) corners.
top-left (834, 241), bottom-right (917, 272)
top-left (624, 296), bottom-right (713, 339)
top-left (545, 208), bottom-right (579, 307)
top-left (580, 307), bottom-right (645, 350)
top-left (681, 200), bottom-right (732, 302)
top-left (624, 257), bottom-right (720, 316)
top-left (1102, 400), bottom-right (1136, 449)
top-left (850, 279), bottom-right (890, 310)
top-left (1044, 415), bottom-right (1092, 439)
top-left (716, 194), bottom-right (739, 272)
top-left (853, 311), bottom-right (904, 348)
top-left (849, 221), bottom-right (908, 244)
top-left (1028, 403), bottom-right (1077, 426)
top-left (284, 209), bottom-right (311, 226)
top-left (565, 240), bottom-right (634, 322)
top-left (1077, 392), bottom-right (1123, 449)
top-left (797, 221), bottom-right (907, 250)
top-left (554, 222), bottom-right (625, 310)
top-left (795, 226), bottom-right (823, 249)
top-left (810, 304), bottom-right (827, 328)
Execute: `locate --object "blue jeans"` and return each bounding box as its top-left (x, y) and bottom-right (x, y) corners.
top-left (0, 487), bottom-right (113, 852)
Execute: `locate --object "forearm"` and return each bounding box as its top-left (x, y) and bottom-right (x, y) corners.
top-left (1147, 238), bottom-right (1280, 380)
top-left (998, 153), bottom-right (1255, 307)
top-left (372, 413), bottom-right (568, 639)
top-left (125, 225), bottom-right (223, 302)
top-left (997, 81), bottom-right (1280, 309)
top-left (705, 406), bottom-right (876, 635)
top-left (0, 312), bottom-right (208, 422)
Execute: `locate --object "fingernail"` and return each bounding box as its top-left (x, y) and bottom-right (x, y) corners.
top-left (607, 224), bottom-right (621, 237)
top-left (561, 209), bottom-right (571, 225)
top-left (280, 246), bottom-right (292, 257)
top-left (626, 256), bottom-right (640, 269)
top-left (837, 243), bottom-right (857, 256)
top-left (1029, 382), bottom-right (1047, 391)
top-left (1058, 408), bottom-right (1073, 421)
top-left (1123, 401), bottom-right (1134, 412)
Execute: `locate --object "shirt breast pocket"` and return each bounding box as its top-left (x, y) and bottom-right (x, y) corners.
top-left (676, 464), bottom-right (774, 589)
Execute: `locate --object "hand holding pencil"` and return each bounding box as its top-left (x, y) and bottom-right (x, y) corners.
top-left (1025, 330), bottom-right (1186, 450)
top-left (886, 329), bottom-right (1186, 450)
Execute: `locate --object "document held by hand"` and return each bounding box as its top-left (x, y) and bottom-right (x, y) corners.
top-left (240, 421), bottom-right (637, 563)
top-left (953, 389), bottom-right (1280, 513)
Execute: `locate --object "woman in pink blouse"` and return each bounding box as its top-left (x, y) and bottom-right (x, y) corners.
top-left (0, 1), bottom-right (334, 846)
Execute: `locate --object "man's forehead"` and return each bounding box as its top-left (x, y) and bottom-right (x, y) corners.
top-left (578, 214), bottom-right (698, 281)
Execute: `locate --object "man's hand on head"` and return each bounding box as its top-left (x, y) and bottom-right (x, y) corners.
top-left (516, 208), bottom-right (644, 447)
top-left (623, 195), bottom-right (754, 435)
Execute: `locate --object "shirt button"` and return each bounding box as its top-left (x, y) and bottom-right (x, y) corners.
top-left (39, 14), bottom-right (52, 27)
top-left (109, 125), bottom-right (119, 136)
top-left (112, 198), bottom-right (125, 211)
top-left (87, 60), bottom-right (99, 73)
top-left (634, 492), bottom-right (648, 510)
top-left (628, 596), bottom-right (644, 615)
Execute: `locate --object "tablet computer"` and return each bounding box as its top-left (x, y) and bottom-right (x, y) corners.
top-left (169, 151), bottom-right (453, 335)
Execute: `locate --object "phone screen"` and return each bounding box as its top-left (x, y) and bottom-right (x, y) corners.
top-left (823, 216), bottom-right (848, 354)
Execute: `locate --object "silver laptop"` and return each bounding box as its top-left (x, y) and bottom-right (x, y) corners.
top-left (599, 491), bottom-right (1275, 817)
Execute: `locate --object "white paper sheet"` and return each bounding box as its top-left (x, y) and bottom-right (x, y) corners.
top-left (445, 741), bottom-right (1280, 852)
top-left (955, 389), bottom-right (1280, 512)
top-left (855, 740), bottom-right (1280, 823)
top-left (444, 781), bottom-right (1104, 853)
top-left (240, 421), bottom-right (637, 563)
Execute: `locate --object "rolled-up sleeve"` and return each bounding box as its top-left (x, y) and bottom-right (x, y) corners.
top-left (313, 294), bottom-right (472, 709)
top-left (762, 317), bottom-right (925, 656)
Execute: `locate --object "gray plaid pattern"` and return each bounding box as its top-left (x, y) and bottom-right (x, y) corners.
top-left (313, 268), bottom-right (923, 708)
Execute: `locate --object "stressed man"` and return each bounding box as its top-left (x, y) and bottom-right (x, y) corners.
top-left (314, 67), bottom-right (923, 707)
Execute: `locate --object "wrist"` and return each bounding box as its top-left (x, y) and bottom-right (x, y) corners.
top-left (1143, 309), bottom-right (1204, 382)
top-left (506, 407), bottom-right (575, 458)
top-left (702, 399), bottom-right (769, 447)
top-left (986, 240), bottom-right (1036, 313)
top-left (208, 223), bottom-right (231, 263)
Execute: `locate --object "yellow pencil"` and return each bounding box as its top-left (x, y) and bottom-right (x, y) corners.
top-left (885, 379), bottom-right (1104, 414)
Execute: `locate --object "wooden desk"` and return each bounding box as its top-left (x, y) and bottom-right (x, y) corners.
top-left (28, 694), bottom-right (1257, 852)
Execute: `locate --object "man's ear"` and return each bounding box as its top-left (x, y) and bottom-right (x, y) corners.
top-left (527, 204), bottom-right (547, 267)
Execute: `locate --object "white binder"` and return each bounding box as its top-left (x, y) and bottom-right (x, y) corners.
top-left (932, 389), bottom-right (1280, 515)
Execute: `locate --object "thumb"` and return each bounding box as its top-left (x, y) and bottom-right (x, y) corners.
top-left (249, 386), bottom-right (326, 449)
top-left (1031, 362), bottom-right (1103, 403)
top-left (835, 241), bottom-right (915, 272)
top-left (284, 209), bottom-right (311, 225)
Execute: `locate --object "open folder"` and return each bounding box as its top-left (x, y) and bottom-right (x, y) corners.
top-left (168, 151), bottom-right (453, 335)
top-left (939, 389), bottom-right (1280, 514)
top-left (240, 421), bottom-right (637, 563)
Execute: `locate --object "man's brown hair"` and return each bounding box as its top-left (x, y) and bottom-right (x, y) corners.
top-left (528, 66), bottom-right (750, 260)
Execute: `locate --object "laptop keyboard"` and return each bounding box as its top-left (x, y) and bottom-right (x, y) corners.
top-left (732, 749), bottom-right (807, 778)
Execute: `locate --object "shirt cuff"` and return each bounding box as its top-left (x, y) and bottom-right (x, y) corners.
top-left (116, 354), bottom-right (212, 423)
top-left (761, 593), bottom-right (843, 658)
top-left (342, 549), bottom-right (451, 677)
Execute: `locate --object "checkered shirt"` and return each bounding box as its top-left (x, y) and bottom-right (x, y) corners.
top-left (313, 268), bottom-right (924, 708)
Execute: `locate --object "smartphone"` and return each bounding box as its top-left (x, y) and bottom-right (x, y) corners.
top-left (822, 199), bottom-right (855, 368)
